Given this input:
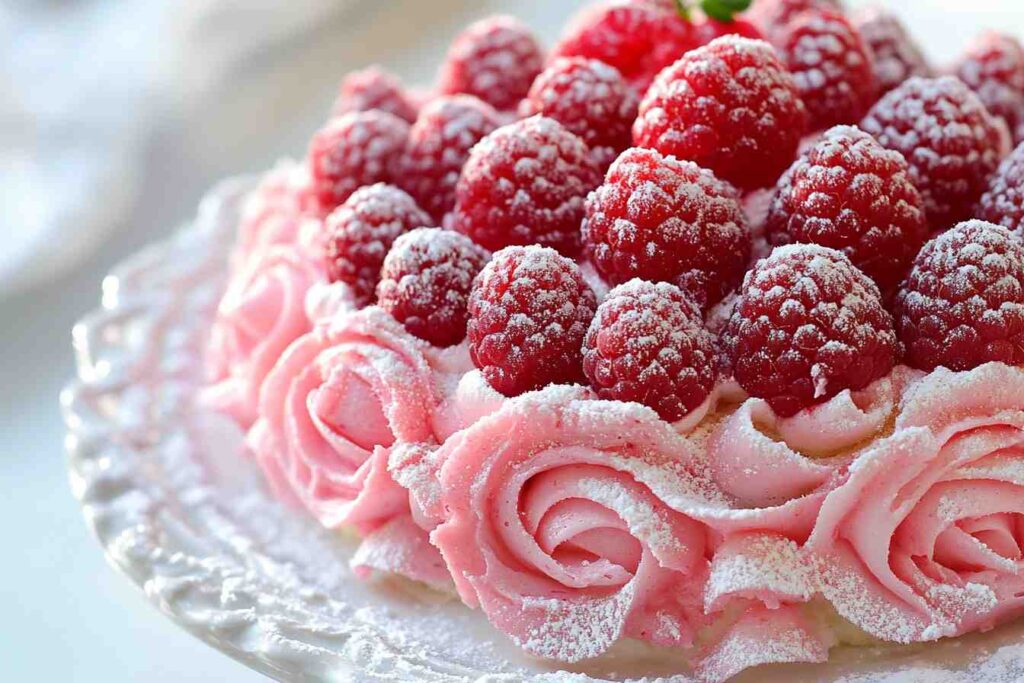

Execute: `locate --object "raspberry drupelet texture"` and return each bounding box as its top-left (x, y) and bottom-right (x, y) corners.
top-left (583, 147), bottom-right (750, 311)
top-left (520, 57), bottom-right (638, 170)
top-left (398, 95), bottom-right (502, 222)
top-left (852, 7), bottom-right (931, 96)
top-left (551, 1), bottom-right (701, 95)
top-left (780, 10), bottom-right (876, 130)
top-left (765, 126), bottom-right (929, 298)
top-left (723, 244), bottom-right (900, 417)
top-left (978, 142), bottom-right (1024, 240)
top-left (894, 221), bottom-right (1024, 372)
top-left (308, 111), bottom-right (410, 214)
top-left (633, 36), bottom-right (808, 191)
top-left (454, 115), bottom-right (602, 257)
top-left (860, 76), bottom-right (1010, 230)
top-left (324, 184), bottom-right (433, 305)
top-left (331, 66), bottom-right (418, 123)
top-left (582, 280), bottom-right (719, 422)
top-left (954, 31), bottom-right (1024, 143)
top-left (437, 15), bottom-right (543, 112)
top-left (747, 0), bottom-right (843, 42)
top-left (377, 228), bottom-right (490, 347)
top-left (467, 246), bottom-right (597, 396)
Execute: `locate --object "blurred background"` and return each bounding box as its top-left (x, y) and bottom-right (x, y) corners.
top-left (0, 0), bottom-right (1021, 680)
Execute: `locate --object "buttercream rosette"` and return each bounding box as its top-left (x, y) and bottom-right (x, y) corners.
top-left (247, 306), bottom-right (471, 585)
top-left (808, 362), bottom-right (1024, 643)
top-left (202, 244), bottom-right (327, 426)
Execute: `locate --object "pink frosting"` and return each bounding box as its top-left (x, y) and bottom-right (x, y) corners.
top-left (202, 245), bottom-right (327, 426)
top-left (231, 161), bottom-right (319, 272)
top-left (248, 306), bottom-right (462, 533)
top-left (808, 363), bottom-right (1024, 643)
top-left (430, 386), bottom-right (731, 662)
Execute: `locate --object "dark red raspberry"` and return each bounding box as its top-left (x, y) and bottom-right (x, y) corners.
top-left (307, 111), bottom-right (410, 214)
top-left (860, 76), bottom-right (1009, 230)
top-left (978, 142), bottom-right (1024, 240)
top-left (377, 228), bottom-right (490, 347)
top-left (331, 66), bottom-right (418, 123)
top-left (398, 95), bottom-right (502, 222)
top-left (894, 221), bottom-right (1024, 372)
top-left (520, 57), bottom-right (638, 169)
top-left (324, 184), bottom-right (432, 304)
top-left (747, 0), bottom-right (843, 42)
top-left (780, 10), bottom-right (876, 130)
top-left (583, 280), bottom-right (719, 421)
top-left (852, 7), bottom-right (931, 96)
top-left (723, 244), bottom-right (899, 417)
top-left (453, 115), bottom-right (602, 257)
top-left (765, 126), bottom-right (928, 298)
top-left (633, 36), bottom-right (808, 191)
top-left (583, 147), bottom-right (750, 310)
top-left (437, 15), bottom-right (543, 112)
top-left (467, 246), bottom-right (597, 396)
top-left (551, 1), bottom-right (701, 95)
top-left (954, 31), bottom-right (1024, 143)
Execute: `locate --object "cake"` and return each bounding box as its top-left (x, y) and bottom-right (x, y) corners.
top-left (199, 2), bottom-right (1024, 681)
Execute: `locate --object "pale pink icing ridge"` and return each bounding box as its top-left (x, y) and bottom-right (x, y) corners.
top-left (202, 245), bottom-right (327, 426)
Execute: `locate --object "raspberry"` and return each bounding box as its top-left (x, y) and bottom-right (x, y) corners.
top-left (437, 15), bottom-right (543, 112)
top-left (860, 76), bottom-right (1009, 230)
top-left (453, 115), bottom-right (602, 257)
top-left (377, 228), bottom-right (490, 347)
top-left (467, 246), bottom-right (597, 396)
top-left (697, 17), bottom-right (765, 44)
top-left (324, 184), bottom-right (432, 304)
top-left (582, 280), bottom-right (719, 421)
top-left (765, 126), bottom-right (928, 298)
top-left (633, 36), bottom-right (808, 191)
top-left (331, 66), bottom-right (418, 123)
top-left (954, 32), bottom-right (1024, 143)
top-left (582, 147), bottom-right (750, 310)
top-left (893, 221), bottom-right (1024, 372)
top-left (723, 244), bottom-right (899, 417)
top-left (551, 1), bottom-right (701, 94)
top-left (520, 57), bottom-right (638, 169)
top-left (978, 142), bottom-right (1024, 240)
top-left (747, 0), bottom-right (843, 42)
top-left (852, 7), bottom-right (931, 96)
top-left (398, 95), bottom-right (502, 222)
top-left (779, 10), bottom-right (876, 130)
top-left (307, 111), bottom-right (410, 214)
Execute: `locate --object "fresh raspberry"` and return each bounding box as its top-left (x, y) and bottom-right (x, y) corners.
top-left (765, 126), bottom-right (928, 298)
top-left (633, 36), bottom-right (808, 191)
top-left (520, 57), bottom-right (638, 169)
top-left (852, 7), bottom-right (931, 96)
top-left (331, 66), bottom-right (418, 123)
top-left (747, 0), bottom-right (843, 42)
top-left (779, 10), bottom-right (876, 130)
top-left (894, 221), bottom-right (1024, 371)
top-left (978, 142), bottom-right (1024, 240)
top-left (860, 76), bottom-right (1009, 230)
top-left (551, 1), bottom-right (701, 95)
top-left (697, 17), bottom-right (765, 44)
top-left (398, 95), bottom-right (502, 222)
top-left (723, 244), bottom-right (899, 417)
top-left (453, 115), bottom-right (602, 257)
top-left (377, 228), bottom-right (490, 347)
top-left (437, 15), bottom-right (543, 112)
top-left (307, 111), bottom-right (410, 213)
top-left (467, 246), bottom-right (597, 395)
top-left (583, 147), bottom-right (750, 310)
top-left (582, 280), bottom-right (719, 421)
top-left (324, 184), bottom-right (432, 304)
top-left (954, 32), bottom-right (1024, 143)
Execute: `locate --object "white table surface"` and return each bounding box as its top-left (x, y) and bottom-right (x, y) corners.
top-left (0, 1), bottom-right (1017, 681)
